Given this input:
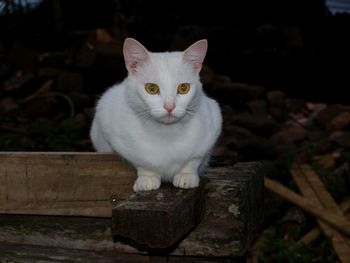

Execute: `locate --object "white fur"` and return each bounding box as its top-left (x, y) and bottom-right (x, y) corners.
top-left (90, 38), bottom-right (222, 192)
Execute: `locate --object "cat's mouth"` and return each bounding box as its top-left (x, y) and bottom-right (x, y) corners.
top-left (158, 111), bottom-right (186, 124)
top-left (150, 109), bottom-right (185, 124)
top-left (162, 114), bottom-right (177, 124)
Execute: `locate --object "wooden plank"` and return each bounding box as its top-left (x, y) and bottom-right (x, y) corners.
top-left (264, 177), bottom-right (350, 238)
top-left (0, 152), bottom-right (135, 217)
top-left (0, 241), bottom-right (133, 263)
top-left (299, 165), bottom-right (350, 250)
top-left (0, 242), bottom-right (237, 263)
top-left (291, 165), bottom-right (350, 263)
top-left (0, 162), bottom-right (264, 259)
top-left (300, 198), bottom-right (350, 244)
top-left (112, 178), bottom-right (208, 249)
top-left (299, 164), bottom-right (348, 215)
top-left (172, 162), bottom-right (264, 257)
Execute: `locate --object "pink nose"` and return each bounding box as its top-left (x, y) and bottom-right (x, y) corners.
top-left (164, 100), bottom-right (175, 113)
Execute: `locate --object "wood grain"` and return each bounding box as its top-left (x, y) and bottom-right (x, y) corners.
top-left (0, 152), bottom-right (135, 217)
top-left (112, 179), bottom-right (208, 249)
top-left (0, 162), bottom-right (264, 259)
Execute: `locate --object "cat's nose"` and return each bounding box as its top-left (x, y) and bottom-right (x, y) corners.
top-left (164, 100), bottom-right (175, 113)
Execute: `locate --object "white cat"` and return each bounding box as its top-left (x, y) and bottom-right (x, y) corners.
top-left (90, 38), bottom-right (222, 192)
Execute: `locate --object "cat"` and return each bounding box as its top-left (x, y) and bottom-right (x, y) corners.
top-left (90, 38), bottom-right (222, 192)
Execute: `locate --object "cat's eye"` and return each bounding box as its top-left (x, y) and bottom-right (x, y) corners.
top-left (177, 83), bottom-right (190, 94)
top-left (145, 83), bottom-right (159, 95)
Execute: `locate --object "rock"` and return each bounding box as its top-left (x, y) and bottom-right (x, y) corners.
top-left (225, 125), bottom-right (276, 160)
top-left (270, 126), bottom-right (306, 151)
top-left (305, 102), bottom-right (327, 112)
top-left (327, 112), bottom-right (350, 133)
top-left (210, 79), bottom-right (265, 108)
top-left (247, 100), bottom-right (268, 115)
top-left (329, 131), bottom-right (350, 149)
top-left (229, 113), bottom-right (278, 135)
top-left (267, 90), bottom-right (286, 108)
top-left (316, 104), bottom-right (350, 129)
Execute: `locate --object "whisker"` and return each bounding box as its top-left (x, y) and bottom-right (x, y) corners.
top-left (134, 109), bottom-right (155, 125)
top-left (186, 109), bottom-right (197, 116)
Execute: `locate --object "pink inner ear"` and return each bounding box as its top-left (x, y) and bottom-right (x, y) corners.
top-left (123, 38), bottom-right (149, 74)
top-left (183, 39), bottom-right (208, 73)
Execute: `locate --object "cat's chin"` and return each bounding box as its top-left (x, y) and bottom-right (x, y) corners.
top-left (158, 114), bottom-right (181, 124)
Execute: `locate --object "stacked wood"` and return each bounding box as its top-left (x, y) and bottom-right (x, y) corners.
top-left (265, 165), bottom-right (350, 262)
top-left (0, 153), bottom-right (264, 261)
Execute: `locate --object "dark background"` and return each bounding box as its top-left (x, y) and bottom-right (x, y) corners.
top-left (1, 0), bottom-right (350, 154)
top-left (1, 2), bottom-right (350, 261)
top-left (1, 0), bottom-right (349, 104)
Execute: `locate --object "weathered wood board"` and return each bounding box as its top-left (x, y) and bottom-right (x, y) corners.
top-left (112, 178), bottom-right (208, 249)
top-left (181, 162), bottom-right (264, 257)
top-left (0, 242), bottom-right (237, 263)
top-left (0, 152), bottom-right (135, 217)
top-left (0, 161), bottom-right (264, 261)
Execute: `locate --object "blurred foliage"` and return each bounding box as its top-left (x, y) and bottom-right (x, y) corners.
top-left (259, 226), bottom-right (338, 263)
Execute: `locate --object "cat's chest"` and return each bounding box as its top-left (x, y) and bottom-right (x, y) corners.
top-left (142, 122), bottom-right (196, 146)
top-left (128, 118), bottom-right (199, 153)
top-left (136, 127), bottom-right (197, 165)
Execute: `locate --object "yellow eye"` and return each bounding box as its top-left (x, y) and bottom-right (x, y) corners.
top-left (177, 83), bottom-right (190, 94)
top-left (145, 83), bottom-right (159, 95)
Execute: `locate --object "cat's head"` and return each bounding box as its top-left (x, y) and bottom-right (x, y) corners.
top-left (123, 38), bottom-right (207, 124)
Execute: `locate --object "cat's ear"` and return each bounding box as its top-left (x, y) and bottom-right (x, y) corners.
top-left (183, 39), bottom-right (208, 73)
top-left (123, 38), bottom-right (150, 74)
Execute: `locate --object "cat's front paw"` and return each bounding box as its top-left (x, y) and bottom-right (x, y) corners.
top-left (133, 175), bottom-right (161, 192)
top-left (173, 173), bottom-right (199, 189)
